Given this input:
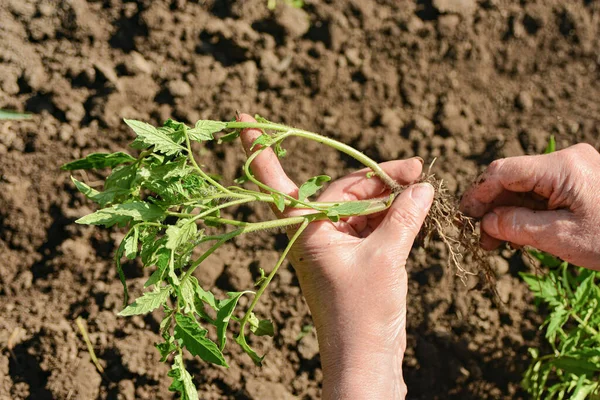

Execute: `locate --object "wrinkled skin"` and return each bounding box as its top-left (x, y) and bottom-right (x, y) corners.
top-left (460, 143), bottom-right (600, 270)
top-left (238, 114), bottom-right (433, 400)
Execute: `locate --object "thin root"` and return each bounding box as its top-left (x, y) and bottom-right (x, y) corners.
top-left (419, 163), bottom-right (497, 292)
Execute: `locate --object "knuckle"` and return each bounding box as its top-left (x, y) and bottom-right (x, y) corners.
top-left (572, 142), bottom-right (597, 156)
top-left (487, 158), bottom-right (506, 175)
top-left (388, 205), bottom-right (421, 231)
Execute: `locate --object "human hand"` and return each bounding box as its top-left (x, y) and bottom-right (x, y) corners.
top-left (237, 114), bottom-right (434, 399)
top-left (460, 143), bottom-right (600, 270)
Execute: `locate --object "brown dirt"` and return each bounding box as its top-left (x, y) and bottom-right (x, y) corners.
top-left (1, 0), bottom-right (599, 399)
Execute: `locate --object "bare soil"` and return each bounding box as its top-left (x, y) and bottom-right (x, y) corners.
top-left (1, 0), bottom-right (599, 399)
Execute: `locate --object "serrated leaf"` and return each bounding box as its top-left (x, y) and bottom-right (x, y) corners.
top-left (61, 152), bottom-right (136, 171)
top-left (272, 193), bottom-right (285, 212)
top-left (188, 120), bottom-right (226, 141)
top-left (520, 272), bottom-right (559, 301)
top-left (573, 274), bottom-right (595, 311)
top-left (124, 227), bottom-right (139, 259)
top-left (144, 248), bottom-right (169, 287)
top-left (125, 119), bottom-right (185, 156)
top-left (216, 292), bottom-right (247, 350)
top-left (71, 177), bottom-right (130, 207)
top-left (298, 175), bottom-right (331, 201)
top-left (76, 202), bottom-right (165, 227)
top-left (179, 277), bottom-right (197, 314)
top-left (166, 220), bottom-right (198, 250)
top-left (545, 306), bottom-right (568, 343)
top-left (250, 133), bottom-right (273, 150)
top-left (174, 313), bottom-right (228, 367)
top-left (168, 353), bottom-right (199, 400)
top-left (118, 285), bottom-right (172, 316)
top-left (105, 164), bottom-right (138, 191)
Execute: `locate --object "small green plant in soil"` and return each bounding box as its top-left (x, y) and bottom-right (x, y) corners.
top-left (0, 109), bottom-right (32, 120)
top-left (521, 252), bottom-right (600, 399)
top-left (267, 0), bottom-right (304, 10)
top-left (62, 115), bottom-right (484, 399)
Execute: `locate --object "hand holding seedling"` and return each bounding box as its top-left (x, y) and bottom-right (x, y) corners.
top-left (239, 114), bottom-right (434, 399)
top-left (461, 143), bottom-right (600, 270)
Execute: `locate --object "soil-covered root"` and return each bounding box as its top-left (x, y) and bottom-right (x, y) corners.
top-left (419, 172), bottom-right (497, 290)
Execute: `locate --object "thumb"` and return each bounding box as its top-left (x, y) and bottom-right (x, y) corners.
top-left (481, 206), bottom-right (574, 251)
top-left (366, 183), bottom-right (434, 260)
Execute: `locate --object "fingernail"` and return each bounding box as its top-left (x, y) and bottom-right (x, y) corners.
top-left (410, 182), bottom-right (434, 208)
top-left (482, 211), bottom-right (499, 237)
top-left (414, 156), bottom-right (424, 166)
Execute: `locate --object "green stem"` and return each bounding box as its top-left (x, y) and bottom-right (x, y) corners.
top-left (225, 121), bottom-right (401, 192)
top-left (183, 126), bottom-right (231, 194)
top-left (244, 144), bottom-right (323, 211)
top-left (238, 218), bottom-right (311, 337)
top-left (182, 215), bottom-right (310, 282)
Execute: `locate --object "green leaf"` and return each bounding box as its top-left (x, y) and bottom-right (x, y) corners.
top-left (174, 313), bottom-right (228, 367)
top-left (196, 285), bottom-right (218, 311)
top-left (272, 193), bottom-right (285, 212)
top-left (61, 152), bottom-right (136, 171)
top-left (105, 164), bottom-right (138, 191)
top-left (155, 335), bottom-right (177, 362)
top-left (0, 109), bottom-right (32, 120)
top-left (216, 292), bottom-right (247, 350)
top-left (235, 333), bottom-right (265, 366)
top-left (76, 202), bottom-right (165, 227)
top-left (124, 119), bottom-right (185, 156)
top-left (520, 272), bottom-right (558, 301)
top-left (274, 142), bottom-right (287, 158)
top-left (71, 177), bottom-right (130, 207)
top-left (573, 273), bottom-right (595, 311)
top-left (529, 250), bottom-right (562, 268)
top-left (218, 130), bottom-right (240, 143)
top-left (124, 227), bottom-right (139, 259)
top-left (118, 285), bottom-right (172, 316)
top-left (179, 277), bottom-right (198, 315)
top-left (544, 135), bottom-right (556, 154)
top-left (248, 313), bottom-right (274, 337)
top-left (552, 356), bottom-right (600, 376)
top-left (166, 219), bottom-right (198, 250)
top-left (298, 175), bottom-right (331, 201)
top-left (144, 247), bottom-right (170, 288)
top-left (115, 234), bottom-right (130, 306)
top-left (545, 306), bottom-right (568, 343)
top-left (250, 133), bottom-right (273, 150)
top-left (254, 268), bottom-right (267, 287)
top-left (188, 120), bottom-right (226, 141)
top-left (168, 353), bottom-right (199, 400)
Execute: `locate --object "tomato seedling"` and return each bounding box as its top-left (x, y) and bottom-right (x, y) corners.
top-left (63, 115), bottom-right (404, 399)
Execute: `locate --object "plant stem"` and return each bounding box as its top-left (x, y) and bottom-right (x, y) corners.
top-left (182, 215), bottom-right (311, 282)
top-left (225, 121), bottom-right (401, 192)
top-left (183, 126), bottom-right (231, 194)
top-left (238, 218), bottom-right (310, 337)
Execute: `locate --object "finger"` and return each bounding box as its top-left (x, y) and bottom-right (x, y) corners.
top-left (481, 206), bottom-right (576, 252)
top-left (317, 158), bottom-right (423, 202)
top-left (237, 113), bottom-right (298, 198)
top-left (460, 152), bottom-right (563, 218)
top-left (365, 183), bottom-right (434, 262)
top-left (480, 230), bottom-right (503, 251)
